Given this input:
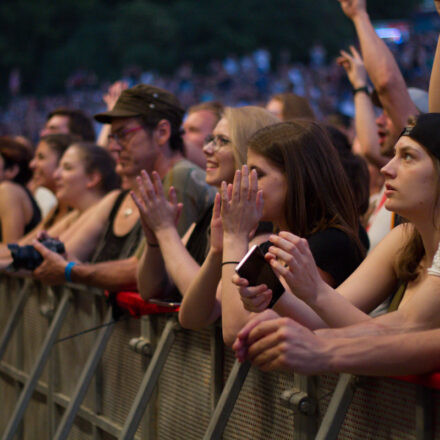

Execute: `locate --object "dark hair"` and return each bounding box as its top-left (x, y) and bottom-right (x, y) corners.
top-left (325, 125), bottom-right (370, 216)
top-left (270, 93), bottom-right (315, 121)
top-left (47, 108), bottom-right (96, 142)
top-left (0, 137), bottom-right (32, 184)
top-left (68, 143), bottom-right (120, 193)
top-left (139, 115), bottom-right (184, 153)
top-left (247, 121), bottom-right (363, 255)
top-left (40, 133), bottom-right (79, 160)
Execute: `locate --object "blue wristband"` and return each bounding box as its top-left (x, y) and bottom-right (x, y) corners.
top-left (64, 262), bottom-right (77, 282)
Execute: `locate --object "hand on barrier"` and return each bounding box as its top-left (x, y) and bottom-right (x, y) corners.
top-left (31, 239), bottom-right (69, 285)
top-left (131, 170), bottom-right (183, 240)
top-left (220, 165), bottom-right (263, 240)
top-left (266, 232), bottom-right (325, 305)
top-left (233, 310), bottom-right (329, 374)
top-left (232, 272), bottom-right (273, 312)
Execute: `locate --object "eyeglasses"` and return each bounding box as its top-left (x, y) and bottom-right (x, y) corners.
top-left (204, 134), bottom-right (231, 151)
top-left (108, 126), bottom-right (143, 145)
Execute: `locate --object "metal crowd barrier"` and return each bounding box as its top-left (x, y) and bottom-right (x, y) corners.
top-left (1, 273), bottom-right (440, 440)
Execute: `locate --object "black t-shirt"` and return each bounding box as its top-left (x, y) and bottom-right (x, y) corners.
top-left (260, 227), bottom-right (363, 287)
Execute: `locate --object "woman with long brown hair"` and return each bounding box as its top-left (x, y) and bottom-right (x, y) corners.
top-left (179, 119), bottom-right (365, 345)
top-left (234, 114), bottom-right (440, 363)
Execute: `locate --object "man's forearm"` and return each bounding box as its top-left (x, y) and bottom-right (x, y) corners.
top-left (70, 257), bottom-right (138, 291)
top-left (326, 330), bottom-right (440, 376)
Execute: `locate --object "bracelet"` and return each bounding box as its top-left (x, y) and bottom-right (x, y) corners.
top-left (221, 261), bottom-right (240, 267)
top-left (352, 86), bottom-right (369, 96)
top-left (64, 261), bottom-right (77, 282)
top-left (147, 242), bottom-right (160, 248)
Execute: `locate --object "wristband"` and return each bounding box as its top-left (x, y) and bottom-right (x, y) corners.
top-left (64, 261), bottom-right (77, 282)
top-left (352, 86), bottom-right (369, 96)
top-left (221, 261), bottom-right (240, 267)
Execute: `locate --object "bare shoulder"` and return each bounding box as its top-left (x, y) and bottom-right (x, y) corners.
top-left (87, 189), bottom-right (121, 217)
top-left (0, 181), bottom-right (26, 200)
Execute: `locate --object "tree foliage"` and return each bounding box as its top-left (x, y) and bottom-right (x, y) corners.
top-left (0, 0), bottom-right (421, 96)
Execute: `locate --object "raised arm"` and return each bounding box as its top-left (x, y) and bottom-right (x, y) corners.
top-left (429, 1), bottom-right (440, 111)
top-left (339, 0), bottom-right (417, 129)
top-left (337, 46), bottom-right (388, 168)
top-left (132, 170), bottom-right (202, 300)
top-left (178, 193), bottom-right (223, 328)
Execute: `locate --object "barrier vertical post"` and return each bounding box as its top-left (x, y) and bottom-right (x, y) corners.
top-left (2, 289), bottom-right (71, 440)
top-left (118, 317), bottom-right (179, 440)
top-left (53, 307), bottom-right (115, 440)
top-left (0, 278), bottom-right (32, 361)
top-left (203, 360), bottom-right (251, 440)
top-left (315, 374), bottom-right (357, 440)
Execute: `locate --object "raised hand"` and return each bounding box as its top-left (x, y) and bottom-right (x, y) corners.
top-left (220, 165), bottom-right (263, 238)
top-left (337, 46), bottom-right (368, 89)
top-left (131, 170), bottom-right (182, 242)
top-left (338, 0), bottom-right (367, 20)
top-left (103, 80), bottom-right (129, 110)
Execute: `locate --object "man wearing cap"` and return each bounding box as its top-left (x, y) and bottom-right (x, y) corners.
top-left (32, 84), bottom-right (215, 290)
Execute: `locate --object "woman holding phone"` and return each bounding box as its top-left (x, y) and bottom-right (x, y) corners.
top-left (234, 114), bottom-right (440, 365)
top-left (180, 120), bottom-right (365, 345)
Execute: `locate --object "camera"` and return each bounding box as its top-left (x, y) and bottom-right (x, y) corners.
top-left (8, 238), bottom-right (66, 271)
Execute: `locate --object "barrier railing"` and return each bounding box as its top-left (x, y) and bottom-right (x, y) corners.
top-left (1, 273), bottom-right (440, 440)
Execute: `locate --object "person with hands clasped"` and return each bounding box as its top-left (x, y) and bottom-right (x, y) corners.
top-left (135, 106), bottom-right (278, 305)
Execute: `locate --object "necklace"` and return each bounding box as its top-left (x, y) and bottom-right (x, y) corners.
top-left (124, 207), bottom-right (134, 217)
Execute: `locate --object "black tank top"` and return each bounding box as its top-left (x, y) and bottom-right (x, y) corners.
top-left (91, 191), bottom-right (142, 263)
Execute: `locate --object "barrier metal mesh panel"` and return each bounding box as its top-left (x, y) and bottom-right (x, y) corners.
top-left (223, 348), bottom-right (296, 440)
top-left (157, 324), bottom-right (213, 439)
top-left (3, 278), bottom-right (440, 440)
top-left (97, 315), bottom-right (146, 437)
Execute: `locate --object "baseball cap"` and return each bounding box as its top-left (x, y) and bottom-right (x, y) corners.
top-left (94, 84), bottom-right (185, 131)
top-left (371, 87), bottom-right (429, 114)
top-left (401, 113), bottom-right (440, 161)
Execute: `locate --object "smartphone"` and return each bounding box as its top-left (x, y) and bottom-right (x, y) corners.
top-left (235, 244), bottom-right (284, 308)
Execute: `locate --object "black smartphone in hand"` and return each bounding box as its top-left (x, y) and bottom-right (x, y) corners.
top-left (235, 244), bottom-right (284, 308)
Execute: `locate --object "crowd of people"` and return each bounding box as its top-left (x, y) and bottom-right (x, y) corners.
top-left (2, 0), bottom-right (440, 393)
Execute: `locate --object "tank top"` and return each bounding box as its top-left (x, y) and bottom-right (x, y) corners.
top-left (91, 191), bottom-right (142, 263)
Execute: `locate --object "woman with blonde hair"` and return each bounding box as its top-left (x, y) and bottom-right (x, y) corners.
top-left (133, 106), bottom-right (278, 304)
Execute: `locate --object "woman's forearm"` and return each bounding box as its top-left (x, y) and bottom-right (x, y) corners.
top-left (178, 248), bottom-right (222, 329)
